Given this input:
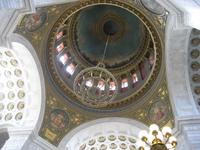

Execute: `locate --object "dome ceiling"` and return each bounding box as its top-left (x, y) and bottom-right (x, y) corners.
top-left (15, 0), bottom-right (174, 147)
top-left (47, 0), bottom-right (162, 111)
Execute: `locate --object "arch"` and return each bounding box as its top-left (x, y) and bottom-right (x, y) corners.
top-left (155, 0), bottom-right (199, 118)
top-left (0, 46), bottom-right (32, 127)
top-left (9, 33), bottom-right (46, 131)
top-left (155, 1), bottom-right (200, 149)
top-left (0, 33), bottom-right (45, 149)
top-left (58, 117), bottom-right (148, 150)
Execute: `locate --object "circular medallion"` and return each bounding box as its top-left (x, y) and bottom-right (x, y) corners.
top-left (15, 112), bottom-right (23, 121)
top-left (24, 12), bottom-right (47, 32)
top-left (17, 102), bottom-right (25, 110)
top-left (7, 103), bottom-right (14, 111)
top-left (49, 109), bottom-right (69, 130)
top-left (5, 113), bottom-right (12, 121)
top-left (14, 69), bottom-right (22, 77)
top-left (191, 49), bottom-right (199, 59)
top-left (18, 90), bottom-right (25, 99)
top-left (148, 100), bottom-right (169, 123)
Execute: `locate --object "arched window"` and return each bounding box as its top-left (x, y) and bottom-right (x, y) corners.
top-left (59, 53), bottom-right (69, 65)
top-left (58, 118), bottom-right (148, 150)
top-left (0, 39), bottom-right (43, 150)
top-left (56, 42), bottom-right (65, 52)
top-left (121, 78), bottom-right (129, 92)
top-left (66, 63), bottom-right (76, 75)
top-left (132, 72), bottom-right (139, 88)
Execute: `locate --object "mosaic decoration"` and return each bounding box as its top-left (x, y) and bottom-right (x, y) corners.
top-left (14, 0), bottom-right (173, 146)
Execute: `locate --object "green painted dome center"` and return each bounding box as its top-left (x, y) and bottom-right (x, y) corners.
top-left (71, 5), bottom-right (147, 68)
top-left (103, 20), bottom-right (119, 35)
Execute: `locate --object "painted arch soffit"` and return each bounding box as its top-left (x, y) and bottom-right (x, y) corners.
top-left (14, 0), bottom-right (173, 147)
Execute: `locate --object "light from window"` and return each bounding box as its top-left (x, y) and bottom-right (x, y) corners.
top-left (121, 78), bottom-right (128, 88)
top-left (56, 31), bottom-right (63, 40)
top-left (59, 53), bottom-right (69, 65)
top-left (66, 63), bottom-right (76, 75)
top-left (109, 81), bottom-right (116, 91)
top-left (132, 73), bottom-right (138, 84)
top-left (56, 42), bottom-right (64, 52)
top-left (97, 80), bottom-right (105, 91)
top-left (85, 79), bottom-right (93, 87)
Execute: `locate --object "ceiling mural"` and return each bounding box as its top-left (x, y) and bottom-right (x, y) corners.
top-left (15, 0), bottom-right (173, 146)
top-left (24, 12), bottom-right (47, 32)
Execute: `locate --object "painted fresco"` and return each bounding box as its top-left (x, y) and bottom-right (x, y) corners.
top-left (50, 109), bottom-right (69, 130)
top-left (24, 12), bottom-right (47, 32)
top-left (148, 100), bottom-right (168, 123)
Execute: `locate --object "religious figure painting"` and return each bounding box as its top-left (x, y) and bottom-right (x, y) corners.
top-left (148, 100), bottom-right (168, 123)
top-left (49, 109), bottom-right (69, 130)
top-left (24, 12), bottom-right (47, 32)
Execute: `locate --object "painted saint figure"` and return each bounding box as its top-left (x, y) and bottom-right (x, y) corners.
top-left (50, 109), bottom-right (69, 130)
